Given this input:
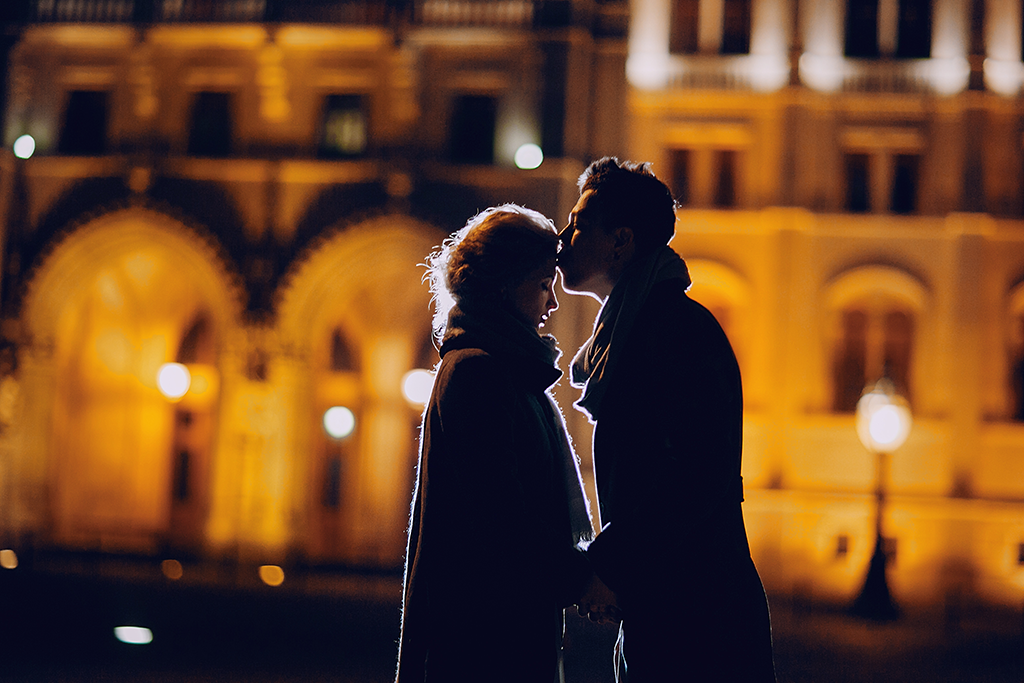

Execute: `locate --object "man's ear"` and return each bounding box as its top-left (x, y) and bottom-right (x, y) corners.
top-left (612, 227), bottom-right (635, 259)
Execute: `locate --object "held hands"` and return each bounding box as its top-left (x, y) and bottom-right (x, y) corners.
top-left (576, 575), bottom-right (622, 624)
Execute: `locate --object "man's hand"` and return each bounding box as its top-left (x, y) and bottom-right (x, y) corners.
top-left (576, 575), bottom-right (622, 624)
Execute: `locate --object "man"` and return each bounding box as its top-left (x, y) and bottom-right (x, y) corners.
top-left (558, 157), bottom-right (776, 682)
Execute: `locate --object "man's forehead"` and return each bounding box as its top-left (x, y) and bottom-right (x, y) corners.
top-left (572, 188), bottom-right (597, 217)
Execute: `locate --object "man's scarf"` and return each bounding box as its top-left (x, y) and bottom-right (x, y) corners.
top-left (570, 245), bottom-right (692, 422)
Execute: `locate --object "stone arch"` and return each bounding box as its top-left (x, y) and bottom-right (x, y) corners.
top-left (20, 206), bottom-right (244, 549)
top-left (685, 257), bottom-right (752, 368)
top-left (25, 206), bottom-right (244, 345)
top-left (277, 213), bottom-right (443, 566)
top-left (822, 264), bottom-right (930, 411)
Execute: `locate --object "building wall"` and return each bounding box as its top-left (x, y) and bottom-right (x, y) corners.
top-left (627, 0), bottom-right (1024, 609)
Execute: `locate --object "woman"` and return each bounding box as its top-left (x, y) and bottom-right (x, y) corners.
top-left (396, 205), bottom-right (594, 683)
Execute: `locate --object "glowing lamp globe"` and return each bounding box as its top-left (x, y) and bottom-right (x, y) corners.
top-left (402, 369), bottom-right (434, 405)
top-left (114, 626), bottom-right (153, 645)
top-left (514, 143), bottom-right (543, 170)
top-left (856, 380), bottom-right (912, 453)
top-left (157, 363), bottom-right (191, 400)
top-left (13, 134), bottom-right (35, 159)
top-left (323, 406), bottom-right (356, 439)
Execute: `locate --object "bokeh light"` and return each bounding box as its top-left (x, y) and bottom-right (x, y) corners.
top-left (157, 362), bottom-right (191, 400)
top-left (161, 559), bottom-right (183, 580)
top-left (13, 134), bottom-right (35, 159)
top-left (514, 143), bottom-right (543, 170)
top-left (259, 564), bottom-right (285, 586)
top-left (401, 369), bottom-right (434, 405)
top-left (323, 406), bottom-right (355, 439)
top-left (114, 626), bottom-right (153, 645)
top-left (0, 549), bottom-right (17, 569)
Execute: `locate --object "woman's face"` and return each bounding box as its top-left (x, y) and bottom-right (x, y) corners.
top-left (509, 256), bottom-right (559, 330)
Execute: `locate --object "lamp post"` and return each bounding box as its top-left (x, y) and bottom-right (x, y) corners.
top-left (851, 378), bottom-right (911, 621)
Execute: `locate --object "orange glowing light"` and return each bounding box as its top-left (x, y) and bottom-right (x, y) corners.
top-left (259, 565), bottom-right (285, 586)
top-left (161, 559), bottom-right (183, 580)
top-left (0, 549), bottom-right (17, 569)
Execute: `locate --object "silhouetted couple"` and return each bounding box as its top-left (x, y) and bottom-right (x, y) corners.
top-left (396, 158), bottom-right (777, 682)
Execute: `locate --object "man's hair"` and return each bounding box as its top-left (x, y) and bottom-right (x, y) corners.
top-left (578, 157), bottom-right (677, 253)
top-left (426, 204), bottom-right (557, 341)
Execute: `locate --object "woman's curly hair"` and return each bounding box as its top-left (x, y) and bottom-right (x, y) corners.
top-left (426, 204), bottom-right (558, 342)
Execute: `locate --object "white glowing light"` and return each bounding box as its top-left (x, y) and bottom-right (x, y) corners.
top-left (323, 406), bottom-right (355, 439)
top-left (747, 55), bottom-right (791, 93)
top-left (868, 406), bottom-right (903, 447)
top-left (13, 135), bottom-right (35, 159)
top-left (798, 53), bottom-right (846, 93)
top-left (0, 549), bottom-right (17, 569)
top-left (925, 58), bottom-right (969, 97)
top-left (402, 369), bottom-right (435, 405)
top-left (259, 565), bottom-right (285, 586)
top-left (157, 362), bottom-right (191, 400)
top-left (626, 52), bottom-right (670, 90)
top-left (114, 626), bottom-right (153, 645)
top-left (856, 381), bottom-right (911, 453)
top-left (514, 144), bottom-right (543, 170)
top-left (984, 59), bottom-right (1024, 97)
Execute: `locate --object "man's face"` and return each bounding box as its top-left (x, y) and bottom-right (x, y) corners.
top-left (557, 189), bottom-right (617, 298)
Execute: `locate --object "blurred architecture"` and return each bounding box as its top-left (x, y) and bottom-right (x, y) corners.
top-left (1, 0), bottom-right (1024, 615)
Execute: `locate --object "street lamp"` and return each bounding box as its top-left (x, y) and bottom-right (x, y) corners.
top-left (851, 378), bottom-right (911, 620)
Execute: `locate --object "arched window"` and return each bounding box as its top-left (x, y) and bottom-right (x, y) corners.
top-left (832, 306), bottom-right (915, 412)
top-left (681, 259), bottom-right (750, 371)
top-left (1006, 283), bottom-right (1024, 421)
top-left (826, 267), bottom-right (926, 413)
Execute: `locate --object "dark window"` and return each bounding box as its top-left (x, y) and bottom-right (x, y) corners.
top-left (669, 148), bottom-right (691, 206)
top-left (1012, 318), bottom-right (1024, 421)
top-left (331, 328), bottom-right (358, 372)
top-left (834, 309), bottom-right (868, 412)
top-left (883, 310), bottom-right (914, 400)
top-left (845, 0), bottom-right (880, 58)
top-left (58, 90), bottom-right (108, 155)
top-left (836, 534), bottom-right (850, 558)
top-left (173, 449), bottom-right (190, 502)
top-left (449, 94), bottom-right (497, 165)
top-left (713, 150), bottom-right (737, 208)
top-left (896, 0), bottom-right (931, 59)
top-left (323, 453), bottom-right (343, 508)
top-left (845, 153), bottom-right (871, 213)
top-left (969, 0), bottom-right (985, 56)
top-left (187, 92), bottom-right (233, 158)
top-left (721, 0), bottom-right (752, 55)
top-left (891, 154), bottom-right (919, 214)
top-left (1018, 542), bottom-right (1024, 565)
top-left (669, 0), bottom-right (700, 54)
top-left (319, 94), bottom-right (368, 158)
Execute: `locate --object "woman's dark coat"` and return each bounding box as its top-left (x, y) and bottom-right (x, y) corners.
top-left (396, 316), bottom-right (592, 683)
top-left (585, 278), bottom-right (776, 681)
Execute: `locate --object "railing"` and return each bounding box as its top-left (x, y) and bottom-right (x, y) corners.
top-left (17, 0), bottom-right (552, 27)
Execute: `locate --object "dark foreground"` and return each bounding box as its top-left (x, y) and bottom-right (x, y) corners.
top-left (1, 555), bottom-right (1021, 683)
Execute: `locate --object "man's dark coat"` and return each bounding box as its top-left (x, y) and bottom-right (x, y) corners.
top-left (585, 278), bottom-right (776, 681)
top-left (396, 321), bottom-right (591, 683)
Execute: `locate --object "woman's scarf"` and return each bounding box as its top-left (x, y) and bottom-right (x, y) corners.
top-left (570, 245), bottom-right (692, 422)
top-left (445, 303), bottom-right (594, 546)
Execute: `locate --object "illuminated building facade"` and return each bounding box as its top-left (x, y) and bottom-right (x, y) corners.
top-left (2, 0), bottom-right (1024, 615)
top-left (627, 0), bottom-right (1024, 609)
top-left (0, 0), bottom-right (629, 568)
